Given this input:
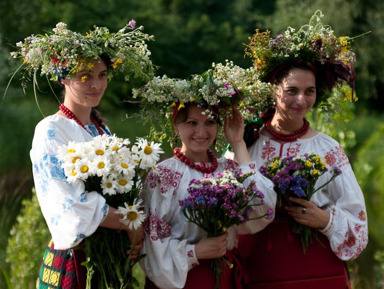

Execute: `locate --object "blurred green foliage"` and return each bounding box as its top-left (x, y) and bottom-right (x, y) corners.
top-left (1, 0), bottom-right (384, 288)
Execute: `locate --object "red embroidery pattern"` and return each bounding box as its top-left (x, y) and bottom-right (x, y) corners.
top-left (146, 165), bottom-right (182, 194)
top-left (225, 159), bottom-right (238, 171)
top-left (359, 210), bottom-right (367, 221)
top-left (248, 162), bottom-right (256, 170)
top-left (187, 250), bottom-right (194, 258)
top-left (286, 143), bottom-right (302, 157)
top-left (143, 212), bottom-right (172, 241)
top-left (261, 140), bottom-right (276, 161)
top-left (335, 224), bottom-right (368, 260)
top-left (325, 145), bottom-right (349, 168)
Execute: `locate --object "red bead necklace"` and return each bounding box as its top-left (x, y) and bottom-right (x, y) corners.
top-left (173, 147), bottom-right (218, 174)
top-left (59, 104), bottom-right (104, 135)
top-left (265, 118), bottom-right (309, 142)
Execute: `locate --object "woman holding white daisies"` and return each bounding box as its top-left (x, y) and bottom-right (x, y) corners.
top-left (9, 21), bottom-right (155, 288)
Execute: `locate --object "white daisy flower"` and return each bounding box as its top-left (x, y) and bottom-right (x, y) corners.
top-left (135, 138), bottom-right (164, 168)
top-left (115, 199), bottom-right (146, 230)
top-left (90, 155), bottom-right (112, 177)
top-left (115, 175), bottom-right (134, 193)
top-left (101, 175), bottom-right (118, 196)
top-left (73, 158), bottom-right (92, 181)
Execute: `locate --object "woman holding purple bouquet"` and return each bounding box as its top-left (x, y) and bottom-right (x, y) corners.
top-left (232, 11), bottom-right (368, 289)
top-left (133, 68), bottom-right (276, 289)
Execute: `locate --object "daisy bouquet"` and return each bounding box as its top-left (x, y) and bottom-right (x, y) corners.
top-left (179, 169), bottom-right (273, 289)
top-left (259, 153), bottom-right (341, 252)
top-left (57, 134), bottom-right (163, 289)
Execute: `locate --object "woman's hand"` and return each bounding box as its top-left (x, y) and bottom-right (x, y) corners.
top-left (126, 226), bottom-right (144, 260)
top-left (285, 197), bottom-right (330, 229)
top-left (195, 233), bottom-right (228, 259)
top-left (100, 205), bottom-right (144, 260)
top-left (224, 106), bottom-right (245, 146)
top-left (224, 106), bottom-right (251, 165)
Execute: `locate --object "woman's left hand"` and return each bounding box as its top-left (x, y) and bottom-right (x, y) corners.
top-left (224, 105), bottom-right (245, 146)
top-left (285, 197), bottom-right (330, 230)
top-left (224, 106), bottom-right (251, 165)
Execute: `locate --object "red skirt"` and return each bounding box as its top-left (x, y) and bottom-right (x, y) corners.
top-left (145, 251), bottom-right (243, 289)
top-left (234, 216), bottom-right (350, 289)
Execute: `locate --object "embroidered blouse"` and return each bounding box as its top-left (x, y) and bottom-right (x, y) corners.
top-left (30, 115), bottom-right (110, 250)
top-left (248, 132), bottom-right (368, 260)
top-left (140, 157), bottom-right (276, 289)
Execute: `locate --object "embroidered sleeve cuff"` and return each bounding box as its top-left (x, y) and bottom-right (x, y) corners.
top-left (186, 244), bottom-right (199, 270)
top-left (319, 207), bottom-right (335, 236)
top-left (238, 161), bottom-right (257, 174)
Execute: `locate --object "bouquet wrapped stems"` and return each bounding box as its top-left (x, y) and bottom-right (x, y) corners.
top-left (84, 228), bottom-right (143, 289)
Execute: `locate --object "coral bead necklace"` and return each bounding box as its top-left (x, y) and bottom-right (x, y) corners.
top-left (59, 104), bottom-right (103, 135)
top-left (173, 147), bottom-right (218, 174)
top-left (265, 118), bottom-right (309, 142)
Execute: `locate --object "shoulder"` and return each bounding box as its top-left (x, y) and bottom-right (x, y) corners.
top-left (146, 158), bottom-right (184, 189)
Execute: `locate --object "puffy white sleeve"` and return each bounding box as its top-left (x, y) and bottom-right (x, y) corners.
top-left (316, 157), bottom-right (368, 261)
top-left (140, 164), bottom-right (200, 289)
top-left (227, 160), bottom-right (277, 235)
top-left (30, 118), bottom-right (108, 250)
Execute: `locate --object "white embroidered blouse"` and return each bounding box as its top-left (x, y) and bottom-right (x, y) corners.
top-left (30, 115), bottom-right (109, 250)
top-left (140, 157), bottom-right (276, 289)
top-left (248, 132), bottom-right (368, 261)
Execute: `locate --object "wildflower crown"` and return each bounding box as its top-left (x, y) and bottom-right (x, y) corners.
top-left (245, 10), bottom-right (359, 103)
top-left (10, 20), bottom-right (155, 91)
top-left (131, 60), bottom-right (274, 151)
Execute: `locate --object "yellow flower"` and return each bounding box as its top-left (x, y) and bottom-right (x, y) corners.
top-left (305, 160), bottom-right (313, 168)
top-left (311, 169), bottom-right (320, 176)
top-left (81, 75), bottom-right (87, 82)
top-left (112, 58), bottom-right (123, 69)
top-left (178, 103), bottom-right (185, 110)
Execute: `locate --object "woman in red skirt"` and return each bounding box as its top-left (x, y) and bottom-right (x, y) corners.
top-left (232, 10), bottom-right (368, 289)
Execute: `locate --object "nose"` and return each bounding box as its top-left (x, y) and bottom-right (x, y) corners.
top-left (296, 93), bottom-right (306, 104)
top-left (90, 78), bottom-right (101, 89)
top-left (194, 124), bottom-right (208, 136)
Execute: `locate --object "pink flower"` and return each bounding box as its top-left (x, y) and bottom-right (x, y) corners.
top-left (129, 19), bottom-right (136, 29)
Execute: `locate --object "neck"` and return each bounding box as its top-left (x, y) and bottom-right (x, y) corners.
top-left (62, 102), bottom-right (92, 124)
top-left (180, 148), bottom-right (210, 163)
top-left (270, 117), bottom-right (305, 134)
top-left (59, 104), bottom-right (103, 135)
top-left (265, 117), bottom-right (309, 142)
top-left (173, 147), bottom-right (218, 174)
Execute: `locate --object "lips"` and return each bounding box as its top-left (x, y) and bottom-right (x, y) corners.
top-left (86, 92), bottom-right (102, 98)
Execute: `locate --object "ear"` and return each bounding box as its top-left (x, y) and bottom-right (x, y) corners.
top-left (174, 124), bottom-right (179, 133)
top-left (60, 78), bottom-right (67, 86)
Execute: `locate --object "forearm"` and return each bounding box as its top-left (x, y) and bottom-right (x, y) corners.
top-left (230, 140), bottom-right (251, 165)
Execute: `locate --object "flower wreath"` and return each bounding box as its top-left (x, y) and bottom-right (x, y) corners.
top-left (131, 60), bottom-right (274, 152)
top-left (245, 10), bottom-right (362, 105)
top-left (7, 20), bottom-right (155, 95)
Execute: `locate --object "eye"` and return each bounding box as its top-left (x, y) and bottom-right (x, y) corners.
top-left (306, 88), bottom-right (316, 95)
top-left (286, 88), bottom-right (297, 95)
top-left (186, 120), bottom-right (197, 126)
top-left (206, 120), bottom-right (217, 126)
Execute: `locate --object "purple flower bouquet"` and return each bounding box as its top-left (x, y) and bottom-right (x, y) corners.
top-left (179, 169), bottom-right (272, 289)
top-left (260, 153), bottom-right (341, 252)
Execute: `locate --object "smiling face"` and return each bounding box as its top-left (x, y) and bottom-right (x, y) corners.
top-left (274, 67), bottom-right (317, 124)
top-left (61, 59), bottom-right (108, 110)
top-left (174, 105), bottom-right (218, 162)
